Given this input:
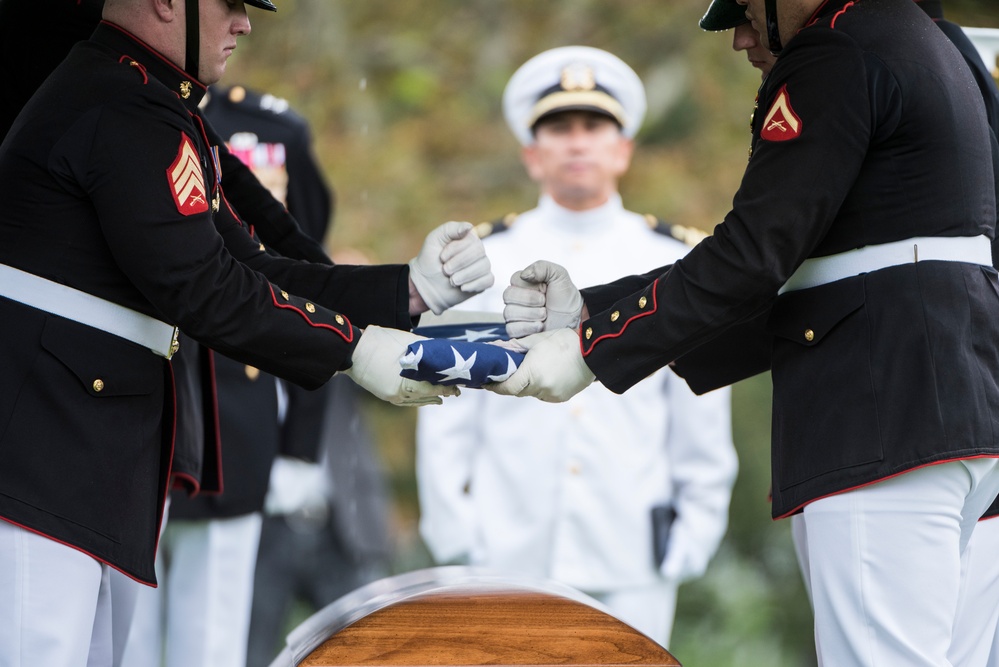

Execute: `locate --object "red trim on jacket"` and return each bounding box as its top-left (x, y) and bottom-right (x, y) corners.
top-left (805, 0), bottom-right (833, 27)
top-left (158, 361), bottom-right (178, 562)
top-left (171, 472), bottom-right (200, 492)
top-left (205, 348), bottom-right (224, 495)
top-left (581, 278), bottom-right (659, 357)
top-left (100, 21), bottom-right (208, 94)
top-left (267, 284), bottom-right (354, 341)
top-left (774, 454), bottom-right (999, 519)
top-left (0, 517), bottom-right (158, 587)
top-left (118, 55), bottom-right (149, 84)
top-left (830, 2), bottom-right (856, 28)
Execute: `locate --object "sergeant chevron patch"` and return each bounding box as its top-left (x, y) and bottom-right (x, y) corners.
top-left (761, 85), bottom-right (802, 142)
top-left (168, 133), bottom-right (209, 216)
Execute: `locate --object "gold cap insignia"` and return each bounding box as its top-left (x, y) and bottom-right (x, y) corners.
top-left (560, 64), bottom-right (596, 92)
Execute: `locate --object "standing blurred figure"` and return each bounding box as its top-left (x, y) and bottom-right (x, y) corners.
top-left (415, 46), bottom-right (738, 649)
top-left (246, 353), bottom-right (393, 667)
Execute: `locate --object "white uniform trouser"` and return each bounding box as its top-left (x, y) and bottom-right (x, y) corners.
top-left (952, 515), bottom-right (999, 666)
top-left (790, 513), bottom-right (811, 602)
top-left (119, 512), bottom-right (263, 667)
top-left (587, 579), bottom-right (678, 649)
top-left (0, 520), bottom-right (140, 667)
top-left (795, 458), bottom-right (999, 667)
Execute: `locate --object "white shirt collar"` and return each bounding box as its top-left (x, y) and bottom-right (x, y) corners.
top-left (536, 193), bottom-right (625, 235)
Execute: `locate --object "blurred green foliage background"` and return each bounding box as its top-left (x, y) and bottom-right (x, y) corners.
top-left (223, 2), bottom-right (999, 665)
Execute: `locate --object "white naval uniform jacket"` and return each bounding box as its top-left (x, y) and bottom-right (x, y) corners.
top-left (416, 194), bottom-right (738, 591)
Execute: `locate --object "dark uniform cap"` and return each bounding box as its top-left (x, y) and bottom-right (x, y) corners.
top-left (245, 0), bottom-right (277, 10)
top-left (699, 0), bottom-right (748, 31)
top-left (964, 27), bottom-right (999, 80)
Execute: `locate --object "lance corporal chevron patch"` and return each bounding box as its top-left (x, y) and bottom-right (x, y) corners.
top-left (761, 85), bottom-right (802, 142)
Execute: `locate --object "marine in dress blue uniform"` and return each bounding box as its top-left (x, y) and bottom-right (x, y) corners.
top-left (0, 18), bottom-right (405, 584)
top-left (0, 1), bottom-right (486, 663)
top-left (574, 0), bottom-right (999, 516)
top-left (0, 0), bottom-right (343, 506)
top-left (0, 0), bottom-right (359, 500)
top-left (493, 0), bottom-right (999, 663)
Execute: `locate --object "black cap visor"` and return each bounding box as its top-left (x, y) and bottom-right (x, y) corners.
top-left (245, 0), bottom-right (277, 11)
top-left (699, 0), bottom-right (748, 31)
top-left (528, 90), bottom-right (627, 130)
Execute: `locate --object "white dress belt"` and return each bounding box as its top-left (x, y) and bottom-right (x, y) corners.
top-left (779, 235), bottom-right (993, 294)
top-left (0, 263), bottom-right (180, 358)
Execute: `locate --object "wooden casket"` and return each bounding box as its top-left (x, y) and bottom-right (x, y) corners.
top-left (267, 566), bottom-right (681, 667)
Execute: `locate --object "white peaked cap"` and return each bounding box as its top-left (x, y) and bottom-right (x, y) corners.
top-left (502, 45), bottom-right (647, 146)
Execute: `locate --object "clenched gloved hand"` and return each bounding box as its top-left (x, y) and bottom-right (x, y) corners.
top-left (409, 221), bottom-right (494, 315)
top-left (503, 260), bottom-right (584, 339)
top-left (343, 326), bottom-right (460, 406)
top-left (483, 328), bottom-right (594, 402)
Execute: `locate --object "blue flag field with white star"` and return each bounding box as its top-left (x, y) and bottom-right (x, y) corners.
top-left (405, 312), bottom-right (525, 388)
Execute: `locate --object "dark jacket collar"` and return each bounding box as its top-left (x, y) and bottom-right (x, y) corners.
top-left (917, 0), bottom-right (944, 21)
top-left (805, 0), bottom-right (855, 28)
top-left (92, 21), bottom-right (207, 112)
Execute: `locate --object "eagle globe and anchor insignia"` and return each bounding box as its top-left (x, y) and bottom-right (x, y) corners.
top-left (560, 63), bottom-right (596, 92)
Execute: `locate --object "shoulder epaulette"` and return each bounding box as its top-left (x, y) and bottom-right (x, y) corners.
top-left (643, 214), bottom-right (710, 247)
top-left (215, 86), bottom-right (311, 132)
top-left (474, 212), bottom-right (519, 239)
top-left (227, 86), bottom-right (291, 115)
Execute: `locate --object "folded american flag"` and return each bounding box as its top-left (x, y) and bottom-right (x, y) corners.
top-left (405, 312), bottom-right (523, 388)
top-left (399, 339), bottom-right (525, 388)
top-left (411, 310), bottom-right (509, 344)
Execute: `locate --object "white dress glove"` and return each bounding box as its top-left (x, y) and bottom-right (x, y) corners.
top-left (502, 260), bottom-right (584, 339)
top-left (484, 328), bottom-right (594, 402)
top-left (409, 221), bottom-right (494, 315)
top-left (343, 326), bottom-right (460, 406)
top-left (660, 534), bottom-right (707, 584)
top-left (264, 456), bottom-right (328, 517)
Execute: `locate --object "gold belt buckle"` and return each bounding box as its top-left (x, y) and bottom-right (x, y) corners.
top-left (166, 327), bottom-right (181, 360)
